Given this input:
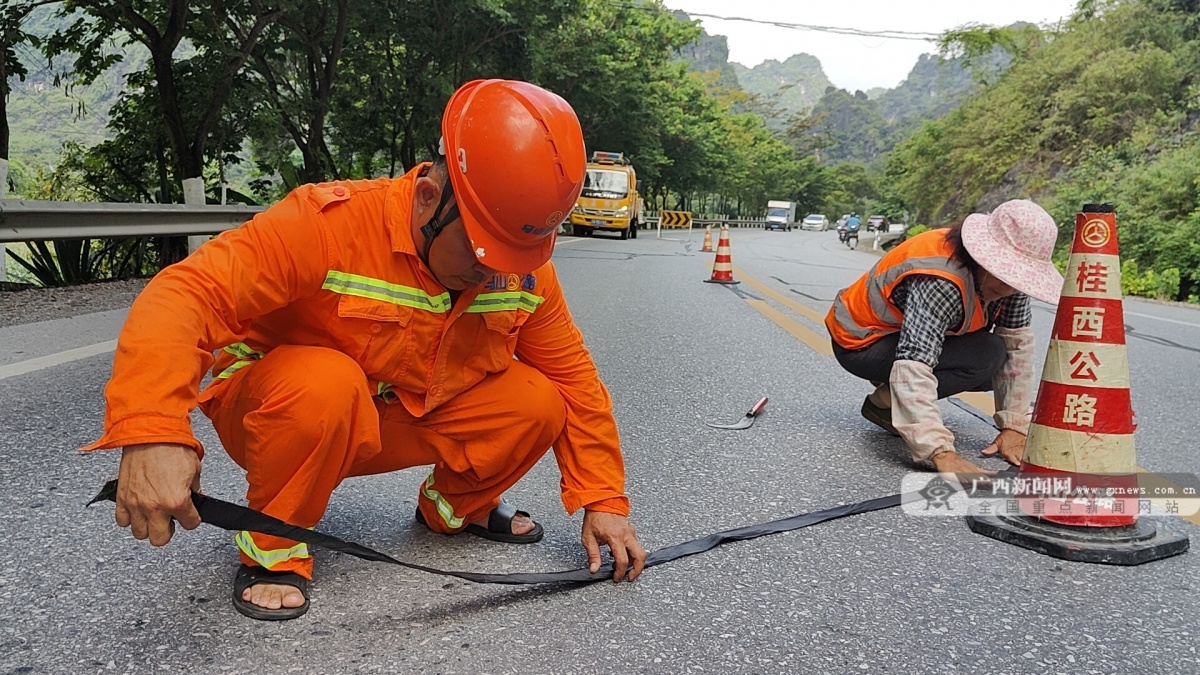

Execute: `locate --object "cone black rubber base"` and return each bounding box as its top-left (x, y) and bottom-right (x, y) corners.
top-left (703, 279), bottom-right (740, 284)
top-left (967, 513), bottom-right (1189, 566)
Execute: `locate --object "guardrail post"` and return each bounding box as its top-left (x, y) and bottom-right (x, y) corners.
top-left (183, 177), bottom-right (208, 254)
top-left (1, 158), bottom-right (7, 283)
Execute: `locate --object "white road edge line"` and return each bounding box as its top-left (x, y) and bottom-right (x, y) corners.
top-left (0, 340), bottom-right (117, 381)
top-left (1123, 309), bottom-right (1200, 329)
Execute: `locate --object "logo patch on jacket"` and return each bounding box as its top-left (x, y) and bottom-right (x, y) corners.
top-left (487, 273), bottom-right (537, 291)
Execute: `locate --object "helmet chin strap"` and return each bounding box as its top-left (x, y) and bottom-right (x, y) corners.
top-left (418, 178), bottom-right (460, 271)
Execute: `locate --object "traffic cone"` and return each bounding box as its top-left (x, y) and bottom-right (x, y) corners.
top-left (701, 225), bottom-right (714, 252)
top-left (967, 204), bottom-right (1189, 565)
top-left (704, 225), bottom-right (739, 285)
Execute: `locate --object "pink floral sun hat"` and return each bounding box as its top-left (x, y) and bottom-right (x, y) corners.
top-left (961, 199), bottom-right (1064, 304)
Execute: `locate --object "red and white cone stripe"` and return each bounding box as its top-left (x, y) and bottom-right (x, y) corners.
top-left (709, 226), bottom-right (736, 282)
top-left (1020, 211), bottom-right (1138, 527)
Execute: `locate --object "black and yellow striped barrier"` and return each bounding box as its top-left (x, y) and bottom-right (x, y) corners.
top-left (659, 210), bottom-right (693, 229)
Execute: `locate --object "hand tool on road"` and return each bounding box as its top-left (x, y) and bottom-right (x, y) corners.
top-left (705, 396), bottom-right (768, 430)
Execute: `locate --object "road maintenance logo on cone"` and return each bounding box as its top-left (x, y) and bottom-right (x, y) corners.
top-left (704, 225), bottom-right (739, 284)
top-left (701, 225), bottom-right (714, 252)
top-left (966, 204), bottom-right (1189, 565)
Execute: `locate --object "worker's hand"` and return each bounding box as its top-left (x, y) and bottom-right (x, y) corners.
top-left (115, 443), bottom-right (202, 546)
top-left (581, 511), bottom-right (646, 582)
top-left (981, 429), bottom-right (1026, 466)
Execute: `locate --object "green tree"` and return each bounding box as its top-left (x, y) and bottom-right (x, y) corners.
top-left (531, 0), bottom-right (701, 199)
top-left (1, 0), bottom-right (60, 168)
top-left (329, 0), bottom-right (564, 179)
top-left (241, 0), bottom-right (349, 185)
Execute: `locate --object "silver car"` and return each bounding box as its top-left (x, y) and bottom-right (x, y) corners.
top-left (801, 214), bottom-right (830, 231)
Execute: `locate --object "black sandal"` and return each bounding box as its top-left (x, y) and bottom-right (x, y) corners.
top-left (231, 563), bottom-right (310, 621)
top-left (415, 500), bottom-right (544, 544)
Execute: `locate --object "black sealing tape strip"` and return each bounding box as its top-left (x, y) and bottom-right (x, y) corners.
top-left (89, 480), bottom-right (902, 585)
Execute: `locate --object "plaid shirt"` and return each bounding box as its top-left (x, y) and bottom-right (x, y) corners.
top-left (892, 275), bottom-right (1031, 367)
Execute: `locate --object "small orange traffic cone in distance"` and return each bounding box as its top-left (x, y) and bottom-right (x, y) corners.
top-left (967, 203), bottom-right (1189, 565)
top-left (701, 224), bottom-right (714, 252)
top-left (704, 225), bottom-right (739, 285)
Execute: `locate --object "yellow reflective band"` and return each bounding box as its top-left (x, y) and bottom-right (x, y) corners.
top-left (376, 381), bottom-right (398, 402)
top-left (223, 342), bottom-right (264, 360)
top-left (235, 530), bottom-right (310, 568)
top-left (216, 359), bottom-right (255, 380)
top-left (216, 342), bottom-right (266, 379)
top-left (323, 270), bottom-right (451, 313)
top-left (421, 474), bottom-right (464, 529)
top-left (464, 291), bottom-right (544, 314)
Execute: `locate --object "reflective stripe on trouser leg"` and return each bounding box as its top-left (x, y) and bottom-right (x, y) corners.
top-left (410, 362), bottom-right (566, 534)
top-left (201, 345), bottom-right (385, 580)
top-left (422, 474), bottom-right (465, 529)
top-left (236, 530), bottom-right (310, 569)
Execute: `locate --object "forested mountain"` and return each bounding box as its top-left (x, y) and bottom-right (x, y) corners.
top-left (676, 15), bottom-right (739, 91)
top-left (6, 6), bottom-right (130, 172)
top-left (730, 55), bottom-right (831, 129)
top-left (876, 51), bottom-right (1001, 129)
top-left (800, 46), bottom-right (1008, 164)
top-left (674, 16), bottom-right (991, 158)
top-left (888, 0), bottom-right (1200, 298)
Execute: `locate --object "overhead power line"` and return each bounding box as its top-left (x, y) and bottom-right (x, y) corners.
top-left (676, 10), bottom-right (941, 42)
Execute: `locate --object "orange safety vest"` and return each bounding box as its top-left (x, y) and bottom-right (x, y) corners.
top-left (825, 229), bottom-right (988, 350)
top-left (84, 164), bottom-right (627, 515)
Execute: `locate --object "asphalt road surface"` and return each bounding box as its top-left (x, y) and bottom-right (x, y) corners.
top-left (2, 227), bottom-right (1198, 674)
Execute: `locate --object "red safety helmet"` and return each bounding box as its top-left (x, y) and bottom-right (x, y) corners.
top-left (440, 79), bottom-right (586, 274)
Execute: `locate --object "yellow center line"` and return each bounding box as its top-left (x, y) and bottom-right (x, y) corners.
top-left (744, 299), bottom-right (832, 356)
top-left (702, 260), bottom-right (834, 355)
top-left (734, 268), bottom-right (828, 324)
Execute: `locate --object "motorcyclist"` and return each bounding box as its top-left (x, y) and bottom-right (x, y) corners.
top-left (842, 213), bottom-right (861, 243)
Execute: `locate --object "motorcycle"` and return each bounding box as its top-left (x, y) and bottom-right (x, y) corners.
top-left (842, 222), bottom-right (860, 249)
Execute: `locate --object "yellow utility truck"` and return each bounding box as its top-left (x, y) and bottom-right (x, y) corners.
top-left (569, 151), bottom-right (641, 240)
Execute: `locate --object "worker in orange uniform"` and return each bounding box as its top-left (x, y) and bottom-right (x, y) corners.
top-left (84, 79), bottom-right (646, 621)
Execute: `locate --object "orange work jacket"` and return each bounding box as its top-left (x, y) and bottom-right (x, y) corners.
top-left (825, 229), bottom-right (988, 351)
top-left (84, 164), bottom-right (628, 516)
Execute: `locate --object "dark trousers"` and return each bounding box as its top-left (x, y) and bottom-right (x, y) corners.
top-left (832, 331), bottom-right (1007, 400)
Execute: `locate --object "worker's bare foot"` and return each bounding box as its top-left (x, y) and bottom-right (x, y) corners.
top-left (931, 451), bottom-right (993, 479)
top-left (471, 511), bottom-right (536, 535)
top-left (243, 582), bottom-right (306, 610)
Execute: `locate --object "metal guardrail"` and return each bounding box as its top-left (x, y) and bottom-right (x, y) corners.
top-left (0, 199), bottom-right (910, 244)
top-left (643, 217), bottom-right (766, 228)
top-left (0, 200), bottom-right (265, 243)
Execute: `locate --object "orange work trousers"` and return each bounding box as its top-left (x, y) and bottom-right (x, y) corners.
top-left (200, 345), bottom-right (567, 579)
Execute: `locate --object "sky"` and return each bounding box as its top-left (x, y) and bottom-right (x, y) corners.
top-left (662, 0), bottom-right (1081, 92)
